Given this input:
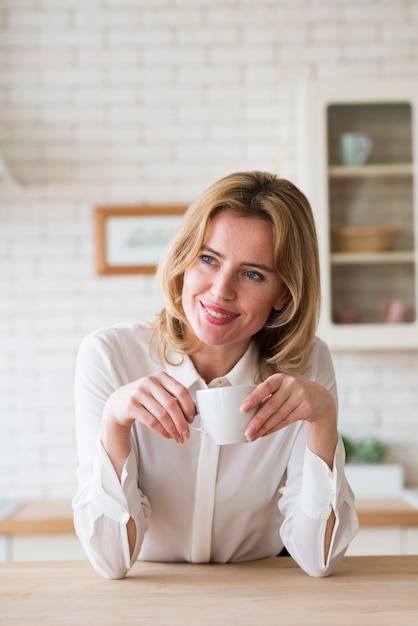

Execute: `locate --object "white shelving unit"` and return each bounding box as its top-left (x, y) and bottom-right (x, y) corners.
top-left (298, 79), bottom-right (418, 349)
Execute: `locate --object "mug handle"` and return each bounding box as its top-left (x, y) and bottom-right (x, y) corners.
top-left (188, 421), bottom-right (206, 436)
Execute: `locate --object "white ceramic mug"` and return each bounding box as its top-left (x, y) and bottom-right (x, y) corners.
top-left (339, 133), bottom-right (373, 166)
top-left (191, 385), bottom-right (258, 445)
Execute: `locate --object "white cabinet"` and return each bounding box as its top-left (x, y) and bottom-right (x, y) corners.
top-left (346, 527), bottom-right (404, 556)
top-left (3, 535), bottom-right (86, 562)
top-left (346, 527), bottom-right (418, 556)
top-left (299, 80), bottom-right (418, 349)
top-left (406, 527), bottom-right (418, 553)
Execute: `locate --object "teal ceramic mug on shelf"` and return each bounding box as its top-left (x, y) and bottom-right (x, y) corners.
top-left (339, 133), bottom-right (373, 166)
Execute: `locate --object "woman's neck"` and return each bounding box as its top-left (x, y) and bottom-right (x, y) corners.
top-left (190, 341), bottom-right (250, 384)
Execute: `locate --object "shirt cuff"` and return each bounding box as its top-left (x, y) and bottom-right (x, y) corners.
top-left (87, 436), bottom-right (143, 524)
top-left (299, 439), bottom-right (344, 519)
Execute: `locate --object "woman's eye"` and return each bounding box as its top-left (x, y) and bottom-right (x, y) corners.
top-left (245, 270), bottom-right (264, 281)
top-left (200, 254), bottom-right (216, 265)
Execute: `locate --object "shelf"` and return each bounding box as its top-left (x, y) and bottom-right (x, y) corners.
top-left (330, 250), bottom-right (415, 265)
top-left (328, 163), bottom-right (413, 178)
top-left (300, 80), bottom-right (418, 348)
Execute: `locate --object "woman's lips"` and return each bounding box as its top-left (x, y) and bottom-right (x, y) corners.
top-left (200, 301), bottom-right (239, 325)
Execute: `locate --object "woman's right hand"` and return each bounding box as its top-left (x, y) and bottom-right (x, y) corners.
top-left (102, 370), bottom-right (196, 445)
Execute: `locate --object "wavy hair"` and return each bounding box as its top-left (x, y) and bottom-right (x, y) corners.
top-left (153, 171), bottom-right (320, 378)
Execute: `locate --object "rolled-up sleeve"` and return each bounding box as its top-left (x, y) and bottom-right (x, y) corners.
top-left (279, 436), bottom-right (359, 578)
top-left (72, 332), bottom-right (151, 579)
top-left (73, 439), bottom-right (151, 579)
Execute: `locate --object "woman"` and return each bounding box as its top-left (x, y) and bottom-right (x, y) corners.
top-left (73, 171), bottom-right (358, 579)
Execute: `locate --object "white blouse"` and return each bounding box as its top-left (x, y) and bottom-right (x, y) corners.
top-left (72, 321), bottom-right (359, 579)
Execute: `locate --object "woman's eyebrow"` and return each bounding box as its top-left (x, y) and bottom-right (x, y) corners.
top-left (201, 245), bottom-right (275, 273)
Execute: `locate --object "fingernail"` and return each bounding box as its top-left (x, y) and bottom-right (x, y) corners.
top-left (244, 427), bottom-right (255, 441)
top-left (240, 401), bottom-right (251, 413)
top-left (182, 429), bottom-right (190, 441)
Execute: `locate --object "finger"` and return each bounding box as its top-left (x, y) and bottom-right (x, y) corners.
top-left (156, 372), bottom-right (197, 423)
top-left (139, 390), bottom-right (190, 443)
top-left (143, 374), bottom-right (195, 442)
top-left (135, 405), bottom-right (174, 440)
top-left (245, 393), bottom-right (299, 441)
top-left (116, 387), bottom-right (177, 440)
top-left (240, 375), bottom-right (284, 413)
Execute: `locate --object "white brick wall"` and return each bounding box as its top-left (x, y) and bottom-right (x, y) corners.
top-left (1, 0), bottom-right (417, 500)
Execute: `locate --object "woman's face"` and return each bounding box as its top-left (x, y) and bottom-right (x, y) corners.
top-left (182, 212), bottom-right (288, 355)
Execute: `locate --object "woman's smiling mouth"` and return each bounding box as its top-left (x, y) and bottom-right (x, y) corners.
top-left (200, 301), bottom-right (239, 324)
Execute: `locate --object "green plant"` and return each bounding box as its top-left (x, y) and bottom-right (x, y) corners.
top-left (341, 434), bottom-right (388, 464)
top-left (355, 436), bottom-right (388, 464)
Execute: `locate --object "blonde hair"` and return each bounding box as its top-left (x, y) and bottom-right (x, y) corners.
top-left (154, 171), bottom-right (320, 378)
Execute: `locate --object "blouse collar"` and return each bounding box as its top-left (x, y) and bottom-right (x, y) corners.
top-left (165, 341), bottom-right (259, 392)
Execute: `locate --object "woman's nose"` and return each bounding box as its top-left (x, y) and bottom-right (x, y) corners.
top-left (210, 271), bottom-right (235, 300)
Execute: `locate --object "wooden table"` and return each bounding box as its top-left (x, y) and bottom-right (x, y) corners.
top-left (0, 556), bottom-right (417, 625)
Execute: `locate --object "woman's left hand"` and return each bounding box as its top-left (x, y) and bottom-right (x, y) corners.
top-left (242, 373), bottom-right (336, 442)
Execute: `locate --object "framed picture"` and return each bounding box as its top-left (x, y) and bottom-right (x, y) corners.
top-left (95, 205), bottom-right (187, 275)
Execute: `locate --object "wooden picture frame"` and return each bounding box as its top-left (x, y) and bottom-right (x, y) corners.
top-left (95, 205), bottom-right (187, 275)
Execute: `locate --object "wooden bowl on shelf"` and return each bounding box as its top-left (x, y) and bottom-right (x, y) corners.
top-left (331, 226), bottom-right (401, 253)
